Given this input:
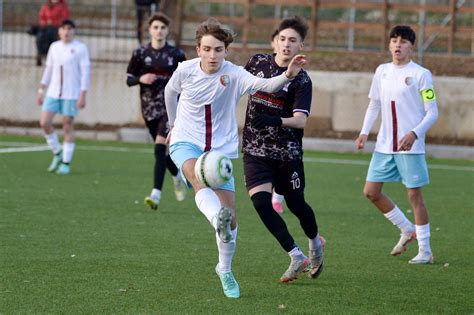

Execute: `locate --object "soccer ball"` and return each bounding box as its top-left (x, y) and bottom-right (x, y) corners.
top-left (194, 150), bottom-right (233, 188)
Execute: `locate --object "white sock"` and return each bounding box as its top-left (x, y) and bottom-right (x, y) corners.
top-left (288, 246), bottom-right (305, 261)
top-left (151, 189), bottom-right (161, 200)
top-left (62, 142), bottom-right (75, 163)
top-left (384, 206), bottom-right (414, 235)
top-left (194, 188), bottom-right (222, 229)
top-left (44, 132), bottom-right (61, 154)
top-left (309, 233), bottom-right (322, 251)
top-left (216, 226), bottom-right (237, 273)
top-left (415, 223), bottom-right (431, 254)
top-left (172, 174), bottom-right (182, 184)
top-left (272, 192), bottom-right (284, 202)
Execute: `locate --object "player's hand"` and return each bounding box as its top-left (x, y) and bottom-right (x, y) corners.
top-left (77, 91), bottom-right (87, 109)
top-left (139, 73), bottom-right (157, 85)
top-left (165, 127), bottom-right (173, 144)
top-left (286, 55), bottom-right (307, 79)
top-left (252, 113), bottom-right (282, 129)
top-left (355, 134), bottom-right (368, 150)
top-left (398, 131), bottom-right (417, 151)
top-left (36, 93), bottom-right (44, 106)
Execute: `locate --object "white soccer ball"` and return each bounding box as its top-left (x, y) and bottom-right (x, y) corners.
top-left (194, 150), bottom-right (233, 189)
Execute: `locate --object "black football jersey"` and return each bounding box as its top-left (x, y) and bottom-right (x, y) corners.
top-left (127, 42), bottom-right (186, 121)
top-left (242, 54), bottom-right (312, 161)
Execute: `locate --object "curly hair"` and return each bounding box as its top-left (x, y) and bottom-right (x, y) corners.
top-left (195, 18), bottom-right (234, 48)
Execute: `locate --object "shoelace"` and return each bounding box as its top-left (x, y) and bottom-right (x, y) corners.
top-left (222, 273), bottom-right (236, 288)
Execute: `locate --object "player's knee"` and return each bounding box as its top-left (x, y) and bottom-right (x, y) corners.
top-left (407, 188), bottom-right (424, 207)
top-left (285, 193), bottom-right (312, 214)
top-left (363, 187), bottom-right (380, 202)
top-left (250, 191), bottom-right (273, 216)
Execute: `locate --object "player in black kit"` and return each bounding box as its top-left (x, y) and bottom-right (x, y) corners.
top-left (242, 16), bottom-right (325, 283)
top-left (126, 12), bottom-right (187, 210)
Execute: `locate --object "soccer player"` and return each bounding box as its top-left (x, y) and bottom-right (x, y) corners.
top-left (165, 18), bottom-right (307, 298)
top-left (36, 19), bottom-right (90, 175)
top-left (242, 16), bottom-right (325, 283)
top-left (355, 25), bottom-right (439, 264)
top-left (126, 12), bottom-right (187, 210)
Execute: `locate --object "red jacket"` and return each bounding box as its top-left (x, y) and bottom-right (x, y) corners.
top-left (38, 0), bottom-right (70, 27)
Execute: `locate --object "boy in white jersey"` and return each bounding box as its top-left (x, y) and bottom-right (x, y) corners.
top-left (355, 25), bottom-right (438, 264)
top-left (165, 18), bottom-right (307, 298)
top-left (36, 19), bottom-right (90, 175)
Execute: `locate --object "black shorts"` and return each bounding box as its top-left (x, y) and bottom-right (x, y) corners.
top-left (243, 154), bottom-right (305, 195)
top-left (145, 116), bottom-right (170, 141)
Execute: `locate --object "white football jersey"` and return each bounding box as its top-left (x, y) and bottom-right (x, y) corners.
top-left (41, 39), bottom-right (90, 100)
top-left (367, 60), bottom-right (437, 154)
top-left (166, 58), bottom-right (289, 158)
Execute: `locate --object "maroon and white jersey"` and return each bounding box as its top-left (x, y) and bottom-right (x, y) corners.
top-left (165, 57), bottom-right (293, 158)
top-left (242, 53), bottom-right (312, 161)
top-left (127, 42), bottom-right (185, 121)
top-left (361, 60), bottom-right (438, 154)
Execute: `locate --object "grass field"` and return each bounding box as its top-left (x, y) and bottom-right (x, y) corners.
top-left (1, 134), bottom-right (473, 314)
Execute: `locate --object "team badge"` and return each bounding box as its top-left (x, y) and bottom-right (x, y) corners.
top-left (220, 75), bottom-right (230, 86)
top-left (144, 56), bottom-right (152, 65)
top-left (405, 76), bottom-right (413, 86)
top-left (256, 71), bottom-right (265, 78)
top-left (168, 57), bottom-right (174, 66)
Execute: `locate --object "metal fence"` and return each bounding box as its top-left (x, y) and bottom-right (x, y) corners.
top-left (0, 0), bottom-right (472, 131)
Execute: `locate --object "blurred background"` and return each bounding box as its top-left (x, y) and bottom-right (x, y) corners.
top-left (0, 0), bottom-right (472, 145)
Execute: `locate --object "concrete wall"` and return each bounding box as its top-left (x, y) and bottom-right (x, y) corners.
top-left (1, 59), bottom-right (473, 140)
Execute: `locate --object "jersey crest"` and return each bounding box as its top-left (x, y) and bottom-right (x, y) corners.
top-left (404, 76), bottom-right (413, 86)
top-left (144, 56), bottom-right (152, 65)
top-left (219, 75), bottom-right (230, 87)
top-left (168, 56), bottom-right (174, 66)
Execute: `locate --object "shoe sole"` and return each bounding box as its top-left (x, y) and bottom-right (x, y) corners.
top-left (217, 207), bottom-right (232, 243)
top-left (144, 197), bottom-right (158, 210)
top-left (391, 232), bottom-right (416, 256)
top-left (409, 256), bottom-right (434, 265)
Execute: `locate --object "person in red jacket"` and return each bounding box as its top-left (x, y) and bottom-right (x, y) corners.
top-left (36, 0), bottom-right (69, 66)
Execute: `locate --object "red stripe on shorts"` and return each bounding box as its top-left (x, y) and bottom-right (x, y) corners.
top-left (391, 100), bottom-right (398, 152)
top-left (204, 104), bottom-right (212, 152)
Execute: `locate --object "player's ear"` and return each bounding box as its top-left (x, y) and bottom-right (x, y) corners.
top-left (300, 41), bottom-right (304, 50)
top-left (196, 45), bottom-right (201, 57)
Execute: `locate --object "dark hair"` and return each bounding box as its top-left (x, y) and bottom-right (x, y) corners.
top-left (60, 19), bottom-right (76, 28)
top-left (389, 25), bottom-right (416, 45)
top-left (271, 29), bottom-right (279, 41)
top-left (195, 18), bottom-right (234, 48)
top-left (277, 16), bottom-right (308, 41)
top-left (148, 12), bottom-right (170, 27)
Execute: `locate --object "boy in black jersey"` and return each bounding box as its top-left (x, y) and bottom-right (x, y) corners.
top-left (126, 12), bottom-right (187, 210)
top-left (242, 16), bottom-right (325, 282)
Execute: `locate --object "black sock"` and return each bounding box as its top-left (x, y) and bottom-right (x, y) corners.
top-left (154, 144), bottom-right (167, 190)
top-left (285, 193), bottom-right (318, 239)
top-left (166, 155), bottom-right (179, 177)
top-left (251, 191), bottom-right (296, 252)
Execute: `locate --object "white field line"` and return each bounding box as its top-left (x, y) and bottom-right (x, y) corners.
top-left (1, 141), bottom-right (472, 172)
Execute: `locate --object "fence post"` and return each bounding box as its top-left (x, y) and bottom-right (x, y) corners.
top-left (175, 0), bottom-right (184, 47)
top-left (311, 0), bottom-right (319, 50)
top-left (448, 0), bottom-right (457, 54)
top-left (418, 0), bottom-right (426, 65)
top-left (348, 0), bottom-right (356, 51)
top-left (110, 0), bottom-right (117, 39)
top-left (381, 0), bottom-right (389, 52)
top-left (242, 0), bottom-right (252, 48)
